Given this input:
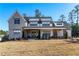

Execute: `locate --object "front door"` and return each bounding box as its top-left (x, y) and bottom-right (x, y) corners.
top-left (27, 30), bottom-right (39, 39)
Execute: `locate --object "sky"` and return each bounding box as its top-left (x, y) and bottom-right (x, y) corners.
top-left (0, 3), bottom-right (79, 31)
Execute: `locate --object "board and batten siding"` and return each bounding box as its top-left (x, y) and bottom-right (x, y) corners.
top-left (57, 30), bottom-right (63, 37)
top-left (66, 30), bottom-right (71, 38)
top-left (8, 12), bottom-right (26, 39)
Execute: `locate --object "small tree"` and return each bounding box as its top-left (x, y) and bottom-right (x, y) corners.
top-left (0, 30), bottom-right (6, 35)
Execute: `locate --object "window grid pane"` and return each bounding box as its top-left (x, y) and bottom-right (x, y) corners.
top-left (14, 18), bottom-right (20, 24)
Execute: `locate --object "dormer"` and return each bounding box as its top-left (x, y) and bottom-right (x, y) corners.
top-left (54, 21), bottom-right (64, 26)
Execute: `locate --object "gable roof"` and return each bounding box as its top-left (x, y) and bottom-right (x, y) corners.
top-left (13, 11), bottom-right (21, 17)
top-left (8, 11), bottom-right (26, 22)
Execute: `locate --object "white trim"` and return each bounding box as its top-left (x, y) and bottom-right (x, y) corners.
top-left (25, 22), bottom-right (27, 26)
top-left (42, 22), bottom-right (50, 24)
top-left (29, 19), bottom-right (39, 21)
top-left (66, 30), bottom-right (71, 37)
top-left (50, 24), bottom-right (52, 26)
top-left (54, 22), bottom-right (63, 26)
top-left (57, 30), bottom-right (63, 37)
top-left (41, 18), bottom-right (52, 21)
top-left (23, 27), bottom-right (66, 29)
top-left (13, 29), bottom-right (21, 33)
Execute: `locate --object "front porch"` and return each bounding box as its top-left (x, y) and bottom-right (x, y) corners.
top-left (22, 29), bottom-right (40, 39)
top-left (22, 28), bottom-right (71, 39)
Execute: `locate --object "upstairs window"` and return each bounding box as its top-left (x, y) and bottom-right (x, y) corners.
top-left (42, 22), bottom-right (50, 27)
top-left (14, 18), bottom-right (20, 24)
top-left (56, 23), bottom-right (62, 25)
top-left (30, 24), bottom-right (37, 26)
top-left (42, 24), bottom-right (50, 27)
top-left (29, 22), bottom-right (38, 27)
top-left (54, 22), bottom-right (63, 26)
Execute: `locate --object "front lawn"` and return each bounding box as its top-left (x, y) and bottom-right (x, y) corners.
top-left (0, 39), bottom-right (79, 56)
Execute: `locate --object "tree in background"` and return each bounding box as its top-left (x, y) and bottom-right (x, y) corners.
top-left (68, 5), bottom-right (79, 37)
top-left (35, 9), bottom-right (41, 17)
top-left (0, 30), bottom-right (6, 35)
top-left (68, 10), bottom-right (75, 26)
top-left (59, 14), bottom-right (66, 22)
top-left (75, 5), bottom-right (79, 25)
top-left (69, 5), bottom-right (79, 25)
top-left (71, 24), bottom-right (79, 37)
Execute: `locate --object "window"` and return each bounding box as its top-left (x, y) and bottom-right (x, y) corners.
top-left (54, 22), bottom-right (63, 26)
top-left (25, 22), bottom-right (27, 26)
top-left (42, 24), bottom-right (50, 26)
top-left (42, 22), bottom-right (50, 24)
top-left (56, 23), bottom-right (62, 25)
top-left (42, 22), bottom-right (50, 27)
top-left (29, 22), bottom-right (38, 26)
top-left (14, 18), bottom-right (20, 24)
top-left (30, 24), bottom-right (37, 26)
top-left (13, 29), bottom-right (21, 34)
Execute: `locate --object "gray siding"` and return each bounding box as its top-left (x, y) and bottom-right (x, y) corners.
top-left (8, 12), bottom-right (26, 39)
top-left (8, 11), bottom-right (71, 39)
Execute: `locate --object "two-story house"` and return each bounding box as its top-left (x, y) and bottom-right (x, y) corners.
top-left (8, 10), bottom-right (71, 39)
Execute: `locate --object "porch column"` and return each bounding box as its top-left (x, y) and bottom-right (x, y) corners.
top-left (57, 29), bottom-right (63, 38)
top-left (66, 30), bottom-right (71, 38)
top-left (24, 30), bottom-right (27, 39)
top-left (38, 30), bottom-right (41, 39)
top-left (50, 30), bottom-right (53, 37)
top-left (40, 30), bottom-right (43, 39)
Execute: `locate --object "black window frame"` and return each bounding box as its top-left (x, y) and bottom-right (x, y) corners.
top-left (42, 24), bottom-right (50, 27)
top-left (14, 18), bottom-right (20, 24)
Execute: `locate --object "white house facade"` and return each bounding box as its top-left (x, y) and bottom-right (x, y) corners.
top-left (8, 10), bottom-right (71, 39)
